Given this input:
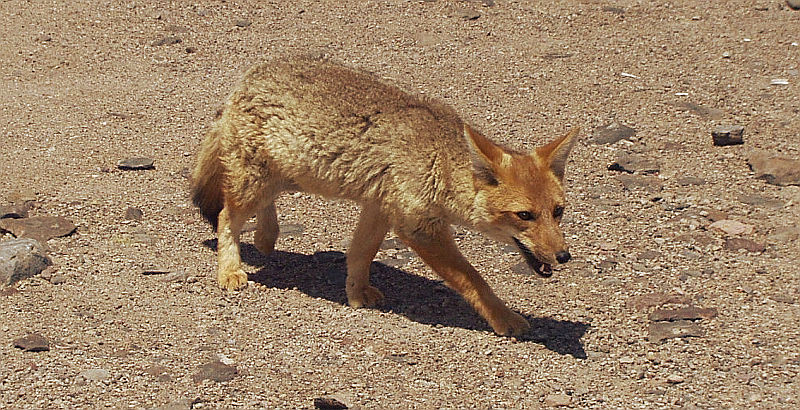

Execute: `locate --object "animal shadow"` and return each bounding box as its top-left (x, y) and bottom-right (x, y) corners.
top-left (201, 239), bottom-right (588, 358)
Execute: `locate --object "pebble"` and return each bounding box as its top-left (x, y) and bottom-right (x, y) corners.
top-left (616, 174), bottom-right (662, 192)
top-left (0, 204), bottom-right (30, 219)
top-left (593, 121), bottom-right (636, 145)
top-left (125, 207), bottom-right (144, 221)
top-left (380, 237), bottom-right (406, 250)
top-left (279, 223), bottom-right (305, 236)
top-left (768, 226), bottom-right (800, 242)
top-left (234, 19), bottom-right (252, 27)
top-left (313, 397), bottom-right (348, 410)
top-left (737, 194), bottom-right (784, 210)
top-left (117, 157), bottom-right (155, 170)
top-left (627, 292), bottom-right (690, 311)
top-left (13, 333), bottom-right (51, 352)
top-left (155, 398), bottom-right (195, 410)
top-left (723, 238), bottom-right (765, 253)
top-left (648, 320), bottom-right (704, 342)
top-left (151, 36), bottom-right (181, 47)
top-left (666, 374), bottom-right (685, 384)
top-left (709, 219), bottom-right (753, 236)
top-left (789, 0), bottom-right (800, 10)
top-left (456, 8), bottom-right (481, 20)
top-left (79, 368), bottom-right (111, 382)
top-left (747, 151), bottom-right (800, 186)
top-left (49, 273), bottom-right (67, 285)
top-left (711, 125), bottom-right (744, 146)
top-left (192, 360), bottom-right (238, 383)
top-left (608, 152), bottom-right (660, 174)
top-left (543, 393), bottom-right (571, 407)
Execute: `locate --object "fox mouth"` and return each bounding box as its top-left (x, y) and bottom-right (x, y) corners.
top-left (513, 237), bottom-right (553, 277)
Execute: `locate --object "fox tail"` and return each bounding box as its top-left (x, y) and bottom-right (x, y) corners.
top-left (191, 123), bottom-right (225, 231)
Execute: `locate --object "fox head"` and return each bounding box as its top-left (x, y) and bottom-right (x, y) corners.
top-left (465, 124), bottom-right (579, 277)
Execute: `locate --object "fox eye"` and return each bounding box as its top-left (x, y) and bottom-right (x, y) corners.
top-left (553, 206), bottom-right (564, 218)
top-left (516, 211), bottom-right (536, 221)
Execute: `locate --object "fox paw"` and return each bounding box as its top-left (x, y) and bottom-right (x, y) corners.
top-left (218, 269), bottom-right (248, 291)
top-left (346, 285), bottom-right (384, 308)
top-left (489, 311), bottom-right (531, 337)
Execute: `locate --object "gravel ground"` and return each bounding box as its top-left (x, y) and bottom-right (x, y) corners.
top-left (1, 0), bottom-right (799, 408)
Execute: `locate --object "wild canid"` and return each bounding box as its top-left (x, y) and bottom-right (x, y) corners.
top-left (192, 56), bottom-right (578, 336)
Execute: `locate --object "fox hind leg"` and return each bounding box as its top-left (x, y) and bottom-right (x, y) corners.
top-left (346, 202), bottom-right (390, 308)
top-left (254, 202), bottom-right (278, 255)
top-left (217, 200), bottom-right (253, 290)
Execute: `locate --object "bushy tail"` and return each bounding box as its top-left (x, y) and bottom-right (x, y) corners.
top-left (191, 125), bottom-right (225, 231)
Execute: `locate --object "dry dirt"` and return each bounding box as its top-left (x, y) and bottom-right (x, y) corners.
top-left (2, 0), bottom-right (799, 408)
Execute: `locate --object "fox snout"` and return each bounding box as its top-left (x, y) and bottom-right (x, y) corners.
top-left (556, 250), bottom-right (571, 264)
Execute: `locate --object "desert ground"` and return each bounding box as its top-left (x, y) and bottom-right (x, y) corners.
top-left (1, 0), bottom-right (799, 408)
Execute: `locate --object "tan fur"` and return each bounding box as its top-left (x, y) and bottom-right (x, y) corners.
top-left (191, 56), bottom-right (578, 336)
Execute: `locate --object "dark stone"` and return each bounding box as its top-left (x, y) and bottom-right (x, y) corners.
top-left (0, 216), bottom-right (76, 242)
top-left (747, 151), bottom-right (800, 186)
top-left (313, 251), bottom-right (345, 264)
top-left (724, 238), bottom-right (766, 253)
top-left (0, 204), bottom-right (29, 219)
top-left (314, 397), bottom-right (348, 410)
top-left (608, 152), bottom-right (660, 174)
top-left (192, 360), bottom-right (238, 383)
top-left (117, 157), bottom-right (155, 170)
top-left (234, 19), bottom-right (252, 27)
top-left (676, 176), bottom-right (707, 186)
top-left (788, 0), bottom-right (800, 10)
top-left (649, 307), bottom-right (718, 321)
top-left (593, 122), bottom-right (636, 144)
top-left (125, 207), bottom-right (144, 221)
top-left (616, 174), bottom-right (662, 192)
top-left (711, 125), bottom-right (744, 146)
top-left (648, 320), bottom-right (704, 342)
top-left (13, 333), bottom-right (50, 352)
top-left (152, 36), bottom-right (182, 46)
top-left (0, 238), bottom-right (52, 286)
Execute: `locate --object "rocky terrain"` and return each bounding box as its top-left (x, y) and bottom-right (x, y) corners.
top-left (1, 0), bottom-right (799, 408)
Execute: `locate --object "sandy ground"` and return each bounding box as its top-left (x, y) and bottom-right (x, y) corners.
top-left (1, 0), bottom-right (799, 408)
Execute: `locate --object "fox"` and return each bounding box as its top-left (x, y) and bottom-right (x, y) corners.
top-left (191, 56), bottom-right (578, 336)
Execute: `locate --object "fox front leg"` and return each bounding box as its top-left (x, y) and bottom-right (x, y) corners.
top-left (398, 226), bottom-right (531, 336)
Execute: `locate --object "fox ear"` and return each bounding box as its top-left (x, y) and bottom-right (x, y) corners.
top-left (464, 124), bottom-right (505, 185)
top-left (535, 127), bottom-right (579, 181)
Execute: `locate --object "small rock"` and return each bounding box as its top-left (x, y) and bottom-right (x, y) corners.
top-left (608, 152), bottom-right (660, 174)
top-left (637, 250), bottom-right (662, 260)
top-left (676, 176), bottom-right (707, 186)
top-left (154, 398), bottom-right (196, 410)
top-left (0, 204), bottom-right (30, 219)
top-left (711, 125), bottom-right (744, 146)
top-left (510, 261), bottom-right (533, 275)
top-left (598, 259), bottom-right (618, 271)
top-left (666, 374), bottom-right (685, 384)
top-left (313, 397), bottom-right (348, 410)
top-left (768, 226), bottom-right (800, 242)
top-left (0, 238), bottom-right (52, 286)
top-left (1, 287), bottom-right (20, 296)
top-left (649, 306), bottom-right (718, 321)
top-left (616, 174), bottom-right (662, 192)
top-left (35, 34), bottom-right (52, 42)
top-left (543, 393), bottom-right (571, 407)
top-left (49, 273), bottom-right (67, 285)
top-left (456, 8), bottom-right (481, 20)
top-left (125, 207), bottom-right (144, 221)
top-left (193, 360), bottom-right (238, 383)
top-left (724, 238), bottom-right (765, 253)
top-left (152, 36), bottom-right (182, 46)
top-left (747, 151), bottom-right (800, 186)
top-left (380, 237), bottom-right (406, 250)
top-left (669, 101), bottom-right (724, 119)
top-left (769, 294), bottom-right (796, 304)
top-left (648, 320), bottom-right (704, 342)
top-left (144, 364), bottom-right (172, 382)
top-left (185, 46), bottom-right (197, 54)
top-left (8, 189), bottom-right (37, 204)
top-left (234, 19), bottom-right (252, 27)
top-left (117, 157), bottom-right (155, 170)
top-left (79, 368), bottom-right (111, 382)
top-left (142, 267), bottom-right (171, 275)
top-left (737, 194), bottom-right (784, 209)
top-left (788, 0), bottom-right (800, 10)
top-left (13, 333), bottom-right (50, 352)
top-left (593, 121), bottom-right (636, 145)
top-left (159, 270), bottom-right (190, 283)
top-left (709, 219), bottom-right (754, 236)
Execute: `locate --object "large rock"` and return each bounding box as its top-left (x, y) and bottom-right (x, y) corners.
top-left (608, 152), bottom-right (660, 174)
top-left (747, 151), bottom-right (800, 186)
top-left (593, 122), bottom-right (636, 145)
top-left (0, 216), bottom-right (76, 242)
top-left (0, 238), bottom-right (52, 286)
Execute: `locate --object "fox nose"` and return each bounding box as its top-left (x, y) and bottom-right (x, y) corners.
top-left (555, 251), bottom-right (571, 264)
